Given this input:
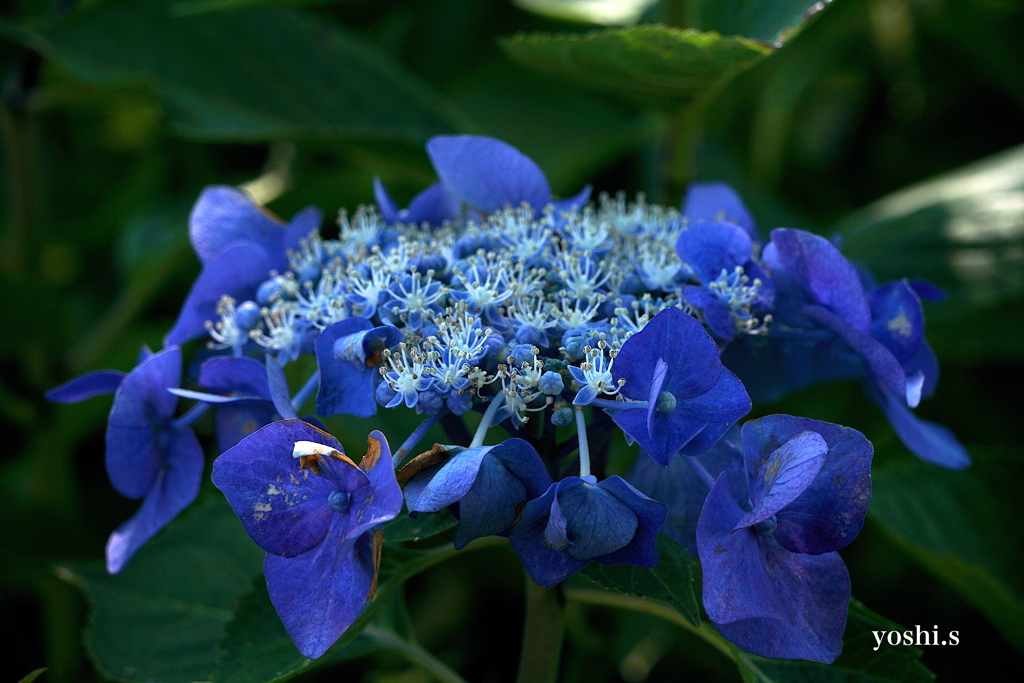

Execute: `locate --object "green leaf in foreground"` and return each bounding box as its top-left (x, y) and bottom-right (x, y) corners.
top-left (501, 25), bottom-right (772, 111)
top-left (57, 496), bottom-right (265, 683)
top-left (836, 143), bottom-right (1024, 361)
top-left (870, 459), bottom-right (1024, 652)
top-left (25, 1), bottom-right (472, 141)
top-left (581, 533), bottom-right (700, 626)
top-left (384, 508), bottom-right (458, 544)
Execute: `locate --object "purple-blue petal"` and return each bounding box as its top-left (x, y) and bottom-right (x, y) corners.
top-left (46, 370), bottom-right (126, 403)
top-left (681, 285), bottom-right (736, 340)
top-left (675, 369), bottom-right (751, 456)
top-left (867, 382), bottom-right (970, 470)
top-left (315, 318), bottom-right (378, 418)
top-left (106, 428), bottom-right (204, 573)
top-left (612, 406), bottom-right (707, 467)
top-left (712, 545), bottom-right (850, 663)
top-left (189, 186), bottom-right (283, 265)
top-left (589, 476), bottom-right (665, 569)
top-left (870, 280), bottom-right (924, 364)
top-left (199, 356), bottom-right (272, 399)
top-left (344, 431), bottom-right (402, 540)
top-left (510, 484), bottom-right (587, 587)
top-left (735, 431), bottom-right (827, 530)
top-left (742, 415), bottom-right (873, 554)
top-left (215, 404), bottom-right (275, 453)
top-left (264, 529), bottom-right (375, 659)
top-left (682, 183), bottom-right (758, 241)
top-left (211, 419), bottom-right (342, 557)
top-left (551, 478), bottom-right (638, 560)
top-left (166, 242), bottom-right (271, 346)
top-left (803, 304), bottom-right (910, 405)
top-left (698, 476), bottom-right (790, 624)
top-left (613, 307), bottom-right (722, 401)
top-left (763, 228), bottom-right (871, 333)
top-left (266, 356), bottom-right (298, 419)
top-left (551, 185), bottom-right (593, 214)
top-left (404, 181), bottom-right (460, 226)
top-left (675, 221), bottom-right (753, 286)
top-left (427, 135), bottom-right (552, 214)
top-left (105, 347), bottom-right (182, 499)
top-left (373, 177), bottom-right (402, 223)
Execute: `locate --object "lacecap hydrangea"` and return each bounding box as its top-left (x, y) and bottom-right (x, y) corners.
top-left (49, 134), bottom-right (966, 664)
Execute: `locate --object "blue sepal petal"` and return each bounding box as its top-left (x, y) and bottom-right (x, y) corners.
top-left (263, 529), bottom-right (375, 660)
top-left (427, 135), bottom-right (552, 214)
top-left (106, 428), bottom-right (204, 574)
top-left (212, 419), bottom-right (343, 557)
top-left (682, 183), bottom-right (758, 241)
top-left (46, 370), bottom-right (126, 403)
top-left (105, 346), bottom-right (183, 499)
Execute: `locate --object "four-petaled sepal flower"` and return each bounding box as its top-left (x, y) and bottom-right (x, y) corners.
top-left (611, 307), bottom-right (751, 465)
top-left (697, 415), bottom-right (872, 663)
top-left (212, 419), bottom-right (402, 659)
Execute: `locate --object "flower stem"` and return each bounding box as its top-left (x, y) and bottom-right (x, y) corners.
top-left (364, 626), bottom-right (468, 683)
top-left (469, 391), bottom-right (505, 448)
top-left (683, 455), bottom-right (716, 490)
top-left (290, 369), bottom-right (320, 414)
top-left (394, 410), bottom-right (446, 467)
top-left (575, 407), bottom-right (591, 478)
top-left (171, 401), bottom-right (209, 431)
top-left (516, 579), bottom-right (565, 683)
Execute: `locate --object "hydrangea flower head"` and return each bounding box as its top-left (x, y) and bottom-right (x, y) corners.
top-left (697, 415), bottom-right (872, 662)
top-left (212, 419), bottom-right (402, 659)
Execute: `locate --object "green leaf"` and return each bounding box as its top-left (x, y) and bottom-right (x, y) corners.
top-left (870, 459), bottom-right (1024, 652)
top-left (385, 508), bottom-right (458, 544)
top-left (694, 0), bottom-right (834, 46)
top-left (501, 25), bottom-right (772, 112)
top-left (16, 669), bottom-right (47, 683)
top-left (581, 533), bottom-right (700, 626)
top-left (836, 143), bottom-right (1024, 361)
top-left (25, 0), bottom-right (473, 141)
top-left (57, 495), bottom-right (265, 683)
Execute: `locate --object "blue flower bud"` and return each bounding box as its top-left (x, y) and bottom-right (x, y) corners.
top-left (552, 407), bottom-right (575, 428)
top-left (417, 390), bottom-right (443, 415)
top-left (234, 300), bottom-right (262, 331)
top-left (447, 392), bottom-right (473, 415)
top-left (538, 371), bottom-right (563, 396)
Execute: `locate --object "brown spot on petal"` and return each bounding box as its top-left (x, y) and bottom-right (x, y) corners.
top-left (297, 455), bottom-right (321, 476)
top-left (366, 348), bottom-right (386, 368)
top-left (396, 444), bottom-right (453, 486)
top-left (360, 436), bottom-right (383, 473)
top-left (511, 501), bottom-right (526, 529)
top-left (366, 528), bottom-right (385, 600)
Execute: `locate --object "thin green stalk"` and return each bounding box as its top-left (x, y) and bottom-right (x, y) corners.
top-left (563, 588), bottom-right (775, 682)
top-left (363, 626), bottom-right (468, 683)
top-left (516, 580), bottom-right (565, 683)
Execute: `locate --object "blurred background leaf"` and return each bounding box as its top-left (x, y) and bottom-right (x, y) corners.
top-left (501, 25), bottom-right (772, 112)
top-left (22, 0), bottom-right (475, 141)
